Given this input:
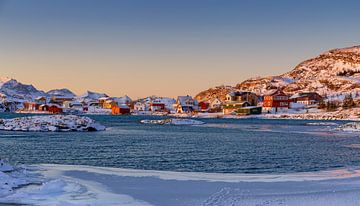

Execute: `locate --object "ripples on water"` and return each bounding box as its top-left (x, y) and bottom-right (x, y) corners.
top-left (0, 113), bottom-right (359, 174)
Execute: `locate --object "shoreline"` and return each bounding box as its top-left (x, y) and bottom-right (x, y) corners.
top-left (3, 163), bottom-right (360, 206)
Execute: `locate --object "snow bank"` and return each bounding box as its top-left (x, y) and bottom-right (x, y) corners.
top-left (0, 160), bottom-right (31, 198)
top-left (0, 115), bottom-right (106, 132)
top-left (140, 118), bottom-right (205, 125)
top-left (0, 162), bottom-right (151, 206)
top-left (338, 122), bottom-right (360, 132)
top-left (3, 163), bottom-right (360, 205)
top-left (31, 164), bottom-right (360, 206)
top-left (306, 122), bottom-right (339, 126)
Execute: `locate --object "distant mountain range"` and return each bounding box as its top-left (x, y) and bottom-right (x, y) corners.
top-left (196, 45), bottom-right (360, 101)
top-left (0, 77), bottom-right (111, 103)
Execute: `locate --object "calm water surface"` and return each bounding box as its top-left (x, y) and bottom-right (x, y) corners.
top-left (0, 113), bottom-right (359, 174)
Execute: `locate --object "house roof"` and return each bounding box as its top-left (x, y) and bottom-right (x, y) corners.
top-left (177, 96), bottom-right (197, 105)
top-left (264, 89), bottom-right (287, 96)
top-left (289, 92), bottom-right (320, 99)
top-left (118, 104), bottom-right (130, 109)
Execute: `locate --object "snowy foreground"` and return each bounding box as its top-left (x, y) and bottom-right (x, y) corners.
top-left (1, 163), bottom-right (360, 206)
top-left (0, 115), bottom-right (105, 132)
top-left (140, 118), bottom-right (205, 125)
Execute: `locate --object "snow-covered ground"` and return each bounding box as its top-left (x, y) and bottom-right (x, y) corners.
top-left (2, 163), bottom-right (360, 205)
top-left (0, 115), bottom-right (105, 132)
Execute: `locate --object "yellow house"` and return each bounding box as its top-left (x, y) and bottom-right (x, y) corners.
top-left (103, 100), bottom-right (117, 109)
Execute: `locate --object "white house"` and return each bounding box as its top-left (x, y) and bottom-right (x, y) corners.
top-left (210, 98), bottom-right (222, 109)
top-left (174, 95), bottom-right (198, 113)
top-left (134, 101), bottom-right (148, 112)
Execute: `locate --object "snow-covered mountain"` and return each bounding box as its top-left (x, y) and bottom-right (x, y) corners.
top-left (0, 78), bottom-right (46, 101)
top-left (77, 91), bottom-right (109, 103)
top-left (47, 89), bottom-right (76, 98)
top-left (196, 45), bottom-right (360, 101)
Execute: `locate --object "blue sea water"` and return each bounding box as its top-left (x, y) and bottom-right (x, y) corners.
top-left (0, 113), bottom-right (360, 174)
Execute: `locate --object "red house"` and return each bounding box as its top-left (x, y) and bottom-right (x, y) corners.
top-left (262, 89), bottom-right (289, 113)
top-left (48, 105), bottom-right (63, 114)
top-left (198, 101), bottom-right (210, 112)
top-left (150, 103), bottom-right (166, 112)
top-left (289, 92), bottom-right (323, 105)
top-left (39, 104), bottom-right (63, 114)
top-left (112, 104), bottom-right (131, 115)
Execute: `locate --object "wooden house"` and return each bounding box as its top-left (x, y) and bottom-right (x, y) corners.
top-left (198, 101), bottom-right (210, 112)
top-left (50, 96), bottom-right (74, 106)
top-left (225, 91), bottom-right (258, 106)
top-left (112, 104), bottom-right (131, 115)
top-left (263, 89), bottom-right (290, 113)
top-left (23, 102), bottom-right (38, 111)
top-left (210, 98), bottom-right (222, 109)
top-left (289, 92), bottom-right (323, 105)
top-left (174, 95), bottom-right (198, 113)
top-left (150, 102), bottom-right (166, 112)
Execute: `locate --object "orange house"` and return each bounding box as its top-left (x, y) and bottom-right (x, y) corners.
top-left (112, 105), bottom-right (131, 115)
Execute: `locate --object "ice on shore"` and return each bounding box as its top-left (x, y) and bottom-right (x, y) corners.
top-left (0, 115), bottom-right (106, 132)
top-left (2, 162), bottom-right (360, 205)
top-left (0, 162), bottom-right (152, 206)
top-left (140, 118), bottom-right (205, 125)
top-left (306, 122), bottom-right (339, 126)
top-left (337, 122), bottom-right (360, 132)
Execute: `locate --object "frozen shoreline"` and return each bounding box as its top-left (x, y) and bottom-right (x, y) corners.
top-left (0, 115), bottom-right (106, 132)
top-left (2, 164), bottom-right (360, 205)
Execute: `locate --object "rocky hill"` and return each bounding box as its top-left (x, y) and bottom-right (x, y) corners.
top-left (194, 85), bottom-right (235, 102)
top-left (196, 45), bottom-right (360, 101)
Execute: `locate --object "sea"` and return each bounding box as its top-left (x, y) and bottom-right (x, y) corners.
top-left (0, 113), bottom-right (360, 174)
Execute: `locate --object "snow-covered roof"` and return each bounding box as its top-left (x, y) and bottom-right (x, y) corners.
top-left (177, 96), bottom-right (197, 106)
top-left (118, 104), bottom-right (130, 109)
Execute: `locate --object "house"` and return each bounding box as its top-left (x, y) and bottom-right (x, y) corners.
top-left (198, 101), bottom-right (210, 112)
top-left (103, 99), bottom-right (117, 109)
top-left (223, 91), bottom-right (259, 115)
top-left (236, 106), bottom-right (262, 115)
top-left (113, 95), bottom-right (132, 106)
top-left (210, 98), bottom-right (222, 110)
top-left (23, 102), bottom-right (38, 111)
top-left (39, 104), bottom-right (63, 114)
top-left (98, 97), bottom-right (111, 108)
top-left (150, 102), bottom-right (166, 112)
top-left (63, 101), bottom-right (83, 110)
top-left (262, 89), bottom-right (290, 113)
top-left (35, 96), bottom-right (47, 105)
top-left (223, 101), bottom-right (251, 115)
top-left (225, 91), bottom-right (258, 106)
top-left (174, 95), bottom-right (198, 113)
top-left (112, 104), bottom-right (131, 115)
top-left (134, 101), bottom-right (148, 111)
top-left (50, 95), bottom-right (74, 106)
top-left (48, 104), bottom-right (63, 114)
top-left (289, 92), bottom-right (323, 105)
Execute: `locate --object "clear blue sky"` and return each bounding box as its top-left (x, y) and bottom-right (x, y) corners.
top-left (0, 0), bottom-right (359, 98)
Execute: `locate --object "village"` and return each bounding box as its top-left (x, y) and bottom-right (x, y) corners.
top-left (1, 87), bottom-right (356, 119)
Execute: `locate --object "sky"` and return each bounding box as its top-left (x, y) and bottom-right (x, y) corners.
top-left (0, 0), bottom-right (360, 98)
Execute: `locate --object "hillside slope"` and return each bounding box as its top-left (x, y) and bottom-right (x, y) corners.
top-left (196, 45), bottom-right (360, 101)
